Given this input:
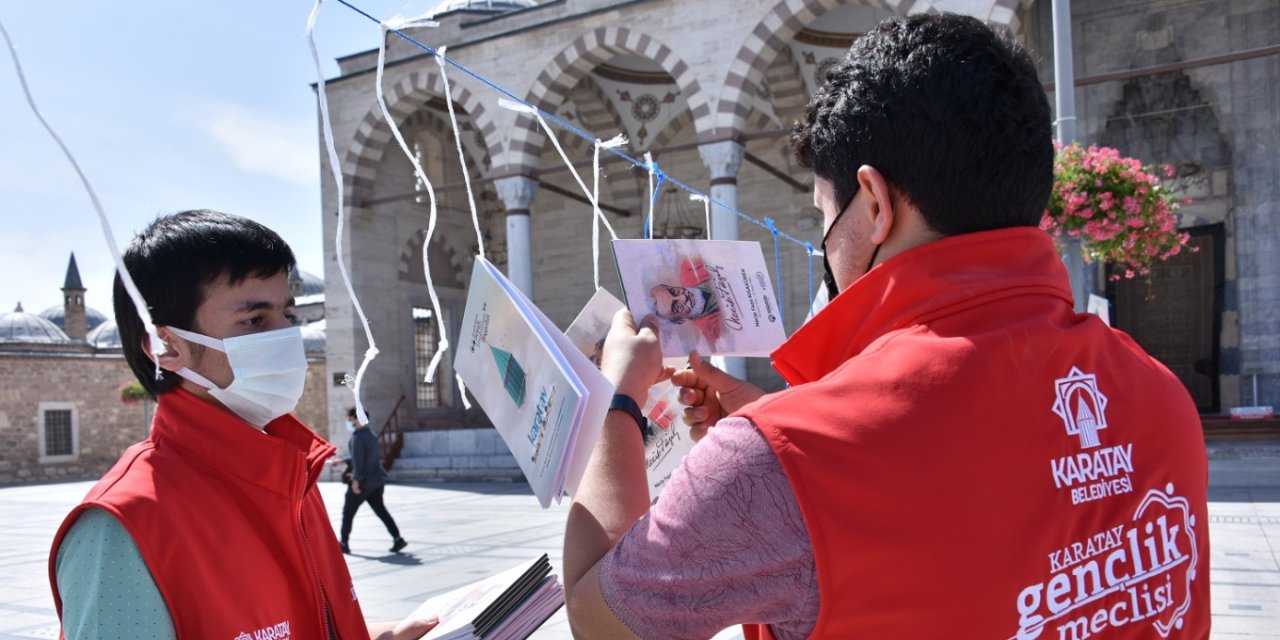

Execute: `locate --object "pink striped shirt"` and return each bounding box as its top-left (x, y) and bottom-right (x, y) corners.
top-left (598, 417), bottom-right (819, 639)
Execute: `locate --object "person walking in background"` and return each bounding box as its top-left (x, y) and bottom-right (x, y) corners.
top-left (340, 407), bottom-right (408, 555)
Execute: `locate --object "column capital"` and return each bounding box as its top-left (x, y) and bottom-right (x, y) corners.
top-left (698, 140), bottom-right (745, 184)
top-left (494, 175), bottom-right (539, 213)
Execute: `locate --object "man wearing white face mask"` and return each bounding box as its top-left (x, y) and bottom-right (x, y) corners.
top-left (48, 210), bottom-right (438, 640)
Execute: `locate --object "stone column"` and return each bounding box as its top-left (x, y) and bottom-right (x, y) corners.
top-left (698, 140), bottom-right (747, 380)
top-left (494, 175), bottom-right (539, 298)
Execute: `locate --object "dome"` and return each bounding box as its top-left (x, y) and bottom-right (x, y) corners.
top-left (430, 0), bottom-right (538, 15)
top-left (0, 303), bottom-right (72, 344)
top-left (86, 319), bottom-right (122, 349)
top-left (39, 305), bottom-right (109, 331)
top-left (300, 319), bottom-right (327, 354)
top-left (298, 270), bottom-right (325, 296)
top-left (288, 267), bottom-right (325, 297)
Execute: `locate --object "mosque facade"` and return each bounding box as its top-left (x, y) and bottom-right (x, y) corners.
top-left (315, 0), bottom-right (1278, 475)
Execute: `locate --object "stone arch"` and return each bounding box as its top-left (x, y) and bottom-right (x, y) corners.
top-left (714, 0), bottom-right (1027, 135)
top-left (505, 27), bottom-right (712, 173)
top-left (341, 68), bottom-right (500, 212)
top-left (398, 227), bottom-right (468, 289)
top-left (401, 108), bottom-right (490, 179)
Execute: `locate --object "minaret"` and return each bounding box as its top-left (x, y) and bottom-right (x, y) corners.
top-left (62, 253), bottom-right (87, 341)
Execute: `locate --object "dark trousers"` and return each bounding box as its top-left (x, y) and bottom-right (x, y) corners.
top-left (339, 485), bottom-right (400, 543)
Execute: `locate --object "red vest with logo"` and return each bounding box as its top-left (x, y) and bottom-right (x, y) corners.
top-left (738, 228), bottom-right (1210, 640)
top-left (49, 388), bottom-right (369, 639)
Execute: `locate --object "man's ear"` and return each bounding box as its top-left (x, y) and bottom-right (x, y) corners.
top-left (151, 326), bottom-right (194, 373)
top-left (856, 165), bottom-right (896, 246)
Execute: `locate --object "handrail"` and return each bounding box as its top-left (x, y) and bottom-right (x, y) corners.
top-left (379, 395), bottom-right (408, 471)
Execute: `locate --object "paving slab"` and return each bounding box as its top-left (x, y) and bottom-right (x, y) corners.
top-left (0, 468), bottom-right (1275, 639)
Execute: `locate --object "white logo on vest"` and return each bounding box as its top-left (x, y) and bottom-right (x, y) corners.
top-left (1049, 367), bottom-right (1135, 505)
top-left (235, 621), bottom-right (291, 640)
top-left (1010, 483), bottom-right (1199, 640)
top-left (1052, 367), bottom-right (1109, 448)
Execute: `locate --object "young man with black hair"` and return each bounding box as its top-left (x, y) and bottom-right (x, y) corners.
top-left (49, 210), bottom-right (436, 639)
top-left (564, 13), bottom-right (1210, 639)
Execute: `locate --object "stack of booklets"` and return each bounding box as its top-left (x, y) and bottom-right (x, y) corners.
top-left (455, 257), bottom-right (613, 508)
top-left (412, 554), bottom-right (563, 640)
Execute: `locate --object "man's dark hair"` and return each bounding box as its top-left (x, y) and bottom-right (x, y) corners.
top-left (347, 407), bottom-right (358, 420)
top-left (792, 13), bottom-right (1053, 235)
top-left (115, 210), bottom-right (296, 398)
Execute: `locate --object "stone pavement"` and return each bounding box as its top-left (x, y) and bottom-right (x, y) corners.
top-left (0, 443), bottom-right (1276, 639)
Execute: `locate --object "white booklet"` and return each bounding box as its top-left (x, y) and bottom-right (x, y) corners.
top-left (412, 554), bottom-right (563, 640)
top-left (612, 239), bottom-right (786, 357)
top-left (454, 257), bottom-right (613, 508)
top-left (565, 289), bottom-right (698, 503)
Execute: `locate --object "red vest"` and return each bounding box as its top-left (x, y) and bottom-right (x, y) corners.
top-left (739, 228), bottom-right (1210, 640)
top-left (49, 387), bottom-right (369, 639)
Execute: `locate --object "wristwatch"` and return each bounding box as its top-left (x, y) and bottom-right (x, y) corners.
top-left (609, 393), bottom-right (648, 437)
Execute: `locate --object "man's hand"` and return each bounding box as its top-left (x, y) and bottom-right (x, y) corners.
top-left (672, 351), bottom-right (765, 441)
top-left (600, 309), bottom-right (674, 402)
top-left (368, 615), bottom-right (439, 640)
top-left (352, 479), bottom-right (362, 495)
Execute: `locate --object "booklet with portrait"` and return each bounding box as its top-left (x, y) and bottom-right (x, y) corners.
top-left (611, 239), bottom-right (787, 357)
top-left (454, 257), bottom-right (613, 508)
top-left (564, 288), bottom-right (697, 503)
top-left (412, 554), bottom-right (563, 640)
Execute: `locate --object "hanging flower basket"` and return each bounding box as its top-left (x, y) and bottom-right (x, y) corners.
top-left (1040, 143), bottom-right (1194, 280)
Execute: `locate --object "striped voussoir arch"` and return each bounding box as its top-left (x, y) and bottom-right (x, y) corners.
top-left (342, 68), bottom-right (500, 211)
top-left (400, 109), bottom-right (489, 178)
top-left (505, 26), bottom-right (712, 175)
top-left (715, 0), bottom-right (910, 136)
top-left (713, 0), bottom-right (1029, 137)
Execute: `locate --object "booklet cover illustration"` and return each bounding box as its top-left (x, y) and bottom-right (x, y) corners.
top-left (565, 288), bottom-right (697, 503)
top-left (454, 257), bottom-right (612, 508)
top-left (612, 239), bottom-right (786, 357)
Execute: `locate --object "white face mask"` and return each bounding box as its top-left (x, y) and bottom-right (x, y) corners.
top-left (345, 420), bottom-right (357, 433)
top-left (167, 325), bottom-right (308, 427)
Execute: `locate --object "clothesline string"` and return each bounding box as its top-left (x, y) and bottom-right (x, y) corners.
top-left (334, 0), bottom-right (822, 253)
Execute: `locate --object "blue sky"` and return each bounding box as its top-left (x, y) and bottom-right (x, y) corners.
top-left (1, 0), bottom-right (435, 318)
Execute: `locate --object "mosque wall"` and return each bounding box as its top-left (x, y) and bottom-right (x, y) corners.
top-left (0, 350), bottom-right (331, 486)
top-left (0, 352), bottom-right (140, 485)
top-left (1030, 0), bottom-right (1280, 411)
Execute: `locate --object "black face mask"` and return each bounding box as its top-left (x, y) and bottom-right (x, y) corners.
top-left (820, 187), bottom-right (879, 300)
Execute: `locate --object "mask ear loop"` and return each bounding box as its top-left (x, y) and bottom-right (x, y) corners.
top-left (375, 15), bottom-right (452, 395)
top-left (592, 135), bottom-right (626, 290)
top-left (1, 21), bottom-right (165, 377)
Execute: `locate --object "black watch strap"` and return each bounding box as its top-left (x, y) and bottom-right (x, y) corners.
top-left (608, 393), bottom-right (647, 436)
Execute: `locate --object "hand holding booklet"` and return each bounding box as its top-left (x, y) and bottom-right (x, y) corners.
top-left (612, 239), bottom-right (787, 357)
top-left (564, 288), bottom-right (697, 503)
